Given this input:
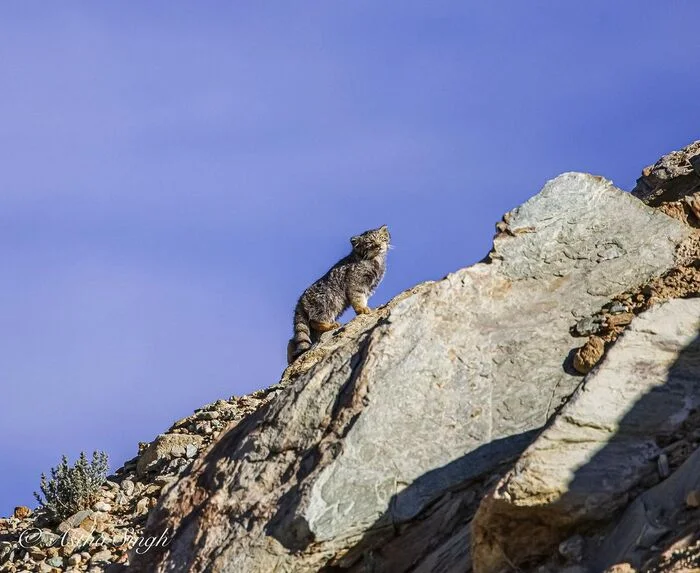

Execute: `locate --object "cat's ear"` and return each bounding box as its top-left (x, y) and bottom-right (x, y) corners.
top-left (379, 225), bottom-right (388, 233)
top-left (350, 235), bottom-right (361, 249)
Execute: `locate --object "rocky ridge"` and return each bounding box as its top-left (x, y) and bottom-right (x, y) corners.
top-left (128, 142), bottom-right (700, 573)
top-left (3, 140), bottom-right (700, 573)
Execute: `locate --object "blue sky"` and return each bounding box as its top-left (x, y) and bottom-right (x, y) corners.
top-left (2, 2), bottom-right (700, 516)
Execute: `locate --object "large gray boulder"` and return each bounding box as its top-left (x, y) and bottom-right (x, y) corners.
top-left (129, 173), bottom-right (690, 573)
top-left (472, 298), bottom-right (700, 573)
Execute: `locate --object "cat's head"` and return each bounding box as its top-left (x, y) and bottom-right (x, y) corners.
top-left (350, 225), bottom-right (391, 258)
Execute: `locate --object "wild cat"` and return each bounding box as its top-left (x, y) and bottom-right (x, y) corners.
top-left (287, 225), bottom-right (391, 364)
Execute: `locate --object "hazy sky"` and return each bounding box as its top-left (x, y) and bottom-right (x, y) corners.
top-left (2, 2), bottom-right (700, 515)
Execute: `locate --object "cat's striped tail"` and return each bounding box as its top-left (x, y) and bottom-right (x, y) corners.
top-left (287, 306), bottom-right (312, 364)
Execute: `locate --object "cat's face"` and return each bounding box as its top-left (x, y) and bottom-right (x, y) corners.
top-left (350, 225), bottom-right (390, 257)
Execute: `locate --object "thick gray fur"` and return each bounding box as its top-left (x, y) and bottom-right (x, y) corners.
top-left (287, 225), bottom-right (391, 364)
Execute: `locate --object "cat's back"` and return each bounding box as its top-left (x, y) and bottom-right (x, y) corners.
top-left (307, 253), bottom-right (353, 291)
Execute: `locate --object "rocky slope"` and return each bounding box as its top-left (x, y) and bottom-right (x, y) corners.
top-left (0, 391), bottom-right (275, 573)
top-left (3, 141), bottom-right (700, 573)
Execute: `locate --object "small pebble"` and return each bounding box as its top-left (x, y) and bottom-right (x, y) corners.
top-left (657, 453), bottom-right (670, 479)
top-left (120, 479), bottom-right (135, 496)
top-left (13, 506), bottom-right (31, 519)
top-left (558, 534), bottom-right (584, 563)
top-left (573, 336), bottom-right (605, 374)
top-left (89, 549), bottom-right (113, 564)
top-left (45, 556), bottom-right (64, 568)
top-left (92, 501), bottom-right (111, 513)
top-left (685, 489), bottom-right (700, 508)
top-left (608, 302), bottom-right (628, 314)
top-left (135, 497), bottom-right (150, 516)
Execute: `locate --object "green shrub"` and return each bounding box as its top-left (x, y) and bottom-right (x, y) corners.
top-left (34, 451), bottom-right (109, 521)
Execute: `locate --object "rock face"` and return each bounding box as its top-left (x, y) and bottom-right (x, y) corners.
top-left (597, 442), bottom-right (700, 571)
top-left (472, 298), bottom-right (700, 572)
top-left (128, 172), bottom-right (692, 572)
